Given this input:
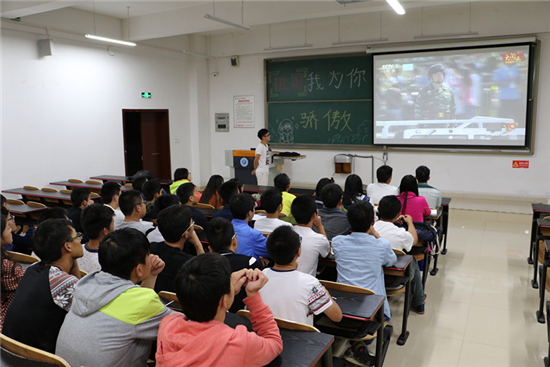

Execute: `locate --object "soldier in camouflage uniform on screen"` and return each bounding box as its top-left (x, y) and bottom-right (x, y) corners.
top-left (414, 64), bottom-right (456, 120)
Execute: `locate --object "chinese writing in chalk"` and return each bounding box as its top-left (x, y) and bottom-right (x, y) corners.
top-left (297, 110), bottom-right (353, 132)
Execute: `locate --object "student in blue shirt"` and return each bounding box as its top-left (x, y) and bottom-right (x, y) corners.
top-left (230, 193), bottom-right (270, 267)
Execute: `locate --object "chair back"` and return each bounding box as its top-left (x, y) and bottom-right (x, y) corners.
top-left (86, 180), bottom-right (102, 185)
top-left (255, 209), bottom-right (267, 215)
top-left (124, 183), bottom-right (133, 188)
top-left (68, 179), bottom-right (83, 183)
top-left (194, 203), bottom-right (215, 210)
top-left (158, 291), bottom-right (178, 303)
top-left (23, 186), bottom-right (39, 191)
top-left (7, 199), bottom-right (25, 205)
top-left (41, 188), bottom-right (58, 193)
top-left (80, 270), bottom-right (88, 278)
top-left (0, 334), bottom-right (71, 367)
top-left (319, 280), bottom-right (374, 294)
top-left (236, 310), bottom-right (320, 332)
top-left (60, 189), bottom-right (72, 195)
top-left (6, 251), bottom-right (39, 264)
top-left (26, 201), bottom-right (46, 208)
top-left (392, 248), bottom-right (406, 256)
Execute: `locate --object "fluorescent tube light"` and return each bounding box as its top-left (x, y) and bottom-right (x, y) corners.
top-left (263, 44), bottom-right (313, 52)
top-left (85, 34), bottom-right (136, 47)
top-left (204, 13), bottom-right (250, 30)
top-left (414, 31), bottom-right (479, 40)
top-left (332, 38), bottom-right (388, 47)
top-left (182, 50), bottom-right (216, 59)
top-left (386, 0), bottom-right (405, 15)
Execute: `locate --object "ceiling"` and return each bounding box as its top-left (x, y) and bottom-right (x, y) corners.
top-left (0, 1), bottom-right (530, 42)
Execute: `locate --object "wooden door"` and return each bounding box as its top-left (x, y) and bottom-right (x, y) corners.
top-left (123, 110), bottom-right (172, 179)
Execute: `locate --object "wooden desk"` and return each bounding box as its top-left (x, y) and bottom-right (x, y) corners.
top-left (50, 181), bottom-right (130, 194)
top-left (315, 291), bottom-right (386, 367)
top-left (531, 218), bottom-right (550, 290)
top-left (528, 204), bottom-right (550, 265)
top-left (2, 188), bottom-right (100, 206)
top-left (384, 255), bottom-right (413, 346)
top-left (90, 175), bottom-right (173, 188)
top-left (537, 240), bottom-right (550, 324)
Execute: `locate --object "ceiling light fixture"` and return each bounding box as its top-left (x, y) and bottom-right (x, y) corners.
top-left (386, 0), bottom-right (405, 15)
top-left (204, 13), bottom-right (250, 30)
top-left (85, 2), bottom-right (136, 47)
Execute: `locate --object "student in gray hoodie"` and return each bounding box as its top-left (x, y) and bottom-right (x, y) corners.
top-left (56, 228), bottom-right (173, 367)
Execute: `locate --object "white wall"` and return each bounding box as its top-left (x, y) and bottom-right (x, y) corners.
top-left (1, 28), bottom-right (196, 190)
top-left (207, 2), bottom-right (550, 199)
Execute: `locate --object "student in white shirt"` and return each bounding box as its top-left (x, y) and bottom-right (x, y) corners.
top-left (373, 195), bottom-right (426, 314)
top-left (117, 190), bottom-right (154, 235)
top-left (252, 128), bottom-right (271, 186)
top-left (416, 165), bottom-right (442, 209)
top-left (254, 189), bottom-right (292, 234)
top-left (367, 165), bottom-right (399, 204)
top-left (79, 204), bottom-right (114, 273)
top-left (100, 182), bottom-right (125, 229)
top-left (290, 195), bottom-right (330, 277)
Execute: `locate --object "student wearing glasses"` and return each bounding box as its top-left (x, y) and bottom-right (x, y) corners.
top-left (117, 190), bottom-right (155, 235)
top-left (150, 205), bottom-right (204, 293)
top-left (3, 218), bottom-right (83, 353)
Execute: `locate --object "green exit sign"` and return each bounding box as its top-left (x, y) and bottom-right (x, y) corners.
top-left (141, 92), bottom-right (152, 99)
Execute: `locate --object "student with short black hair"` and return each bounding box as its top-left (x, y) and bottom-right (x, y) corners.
top-left (253, 189), bottom-right (292, 234)
top-left (176, 182), bottom-right (208, 229)
top-left (230, 193), bottom-right (269, 265)
top-left (318, 183), bottom-right (351, 240)
top-left (253, 128), bottom-right (271, 186)
top-left (155, 252), bottom-right (283, 366)
top-left (101, 181), bottom-right (125, 228)
top-left (56, 228), bottom-right (172, 367)
top-left (66, 187), bottom-right (93, 241)
top-left (212, 180), bottom-right (240, 221)
top-left (290, 195), bottom-right (330, 276)
top-left (259, 226), bottom-right (342, 326)
top-left (206, 217), bottom-right (261, 312)
top-left (3, 219), bottom-right (83, 353)
top-left (142, 179), bottom-right (163, 221)
top-left (16, 207), bottom-right (69, 255)
top-left (147, 194), bottom-right (182, 244)
top-left (274, 173), bottom-right (295, 218)
top-left (332, 201), bottom-right (396, 322)
top-left (132, 176), bottom-right (148, 192)
top-left (117, 190), bottom-right (155, 235)
top-left (313, 177), bottom-right (335, 209)
top-left (150, 205), bottom-right (204, 293)
top-left (169, 167), bottom-right (191, 194)
top-left (78, 204), bottom-right (115, 273)
top-left (374, 195), bottom-right (426, 314)
top-left (367, 165), bottom-right (399, 204)
top-left (416, 165), bottom-right (442, 209)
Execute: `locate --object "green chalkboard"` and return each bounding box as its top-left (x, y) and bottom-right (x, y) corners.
top-left (268, 101), bottom-right (372, 145)
top-left (266, 54), bottom-right (373, 146)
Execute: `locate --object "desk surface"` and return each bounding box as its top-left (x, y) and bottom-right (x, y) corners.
top-left (244, 184), bottom-right (315, 196)
top-left (441, 197), bottom-right (452, 206)
top-left (384, 254), bottom-right (412, 271)
top-left (9, 203), bottom-right (48, 215)
top-left (3, 187), bottom-right (72, 200)
top-left (538, 218), bottom-right (550, 228)
top-left (329, 290), bottom-right (384, 320)
top-left (533, 203), bottom-right (550, 213)
top-left (90, 175), bottom-right (132, 182)
top-left (50, 181), bottom-right (130, 191)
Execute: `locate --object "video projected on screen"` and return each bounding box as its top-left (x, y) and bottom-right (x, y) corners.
top-left (373, 44), bottom-right (531, 147)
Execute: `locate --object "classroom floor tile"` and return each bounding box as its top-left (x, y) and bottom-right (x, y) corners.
top-left (378, 208), bottom-right (548, 367)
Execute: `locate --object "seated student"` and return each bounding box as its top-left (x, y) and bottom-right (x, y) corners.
top-left (212, 180), bottom-right (240, 221)
top-left (397, 175), bottom-right (431, 222)
top-left (1, 214), bottom-right (24, 332)
top-left (274, 173), bottom-right (295, 217)
top-left (206, 217), bottom-right (262, 313)
top-left (290, 195), bottom-right (330, 277)
top-left (101, 181), bottom-right (125, 228)
top-left (318, 183), bottom-right (351, 241)
top-left (117, 190), bottom-right (155, 235)
top-left (1, 202), bottom-right (23, 253)
top-left (146, 194), bottom-right (181, 244)
top-left (56, 228), bottom-right (173, 367)
top-left (332, 201), bottom-right (396, 321)
top-left (253, 188), bottom-right (292, 234)
top-left (199, 174), bottom-right (224, 208)
top-left (313, 177), bottom-right (335, 210)
top-left (259, 226), bottom-right (342, 326)
top-left (169, 167), bottom-right (191, 194)
top-left (416, 165), bottom-right (442, 209)
top-left (150, 205), bottom-right (204, 293)
top-left (367, 165), bottom-right (400, 204)
top-left (374, 195), bottom-right (426, 314)
top-left (66, 187), bottom-right (93, 242)
top-left (155, 253), bottom-right (283, 367)
top-left (176, 182), bottom-right (209, 229)
top-left (16, 208), bottom-right (69, 256)
top-left (78, 204), bottom-right (115, 273)
top-left (132, 176), bottom-right (148, 192)
top-left (230, 193), bottom-right (270, 265)
top-left (142, 179), bottom-right (163, 221)
top-left (3, 219), bottom-right (83, 353)
top-left (342, 174), bottom-right (372, 210)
